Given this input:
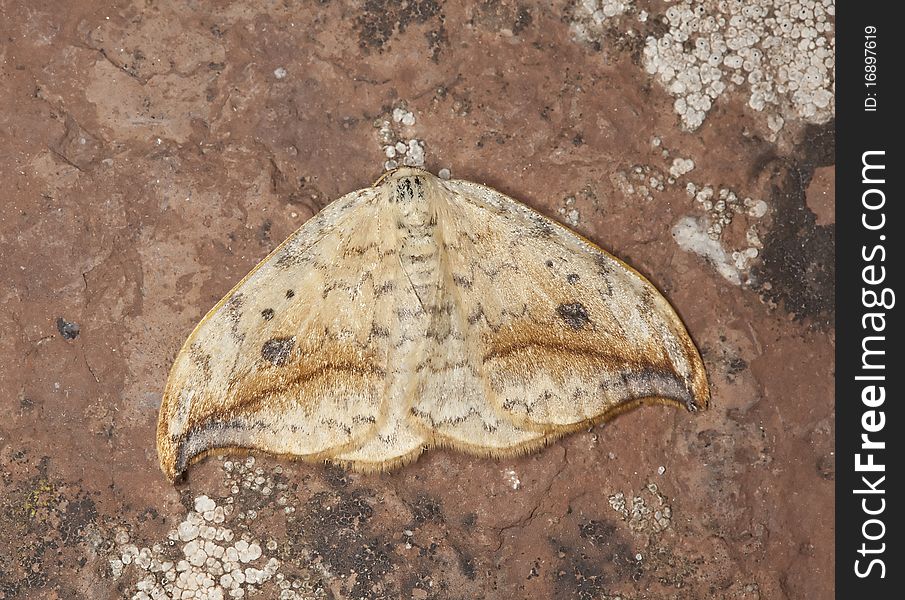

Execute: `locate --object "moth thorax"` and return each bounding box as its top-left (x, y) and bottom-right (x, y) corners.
top-left (391, 176), bottom-right (441, 301)
top-left (393, 176), bottom-right (438, 246)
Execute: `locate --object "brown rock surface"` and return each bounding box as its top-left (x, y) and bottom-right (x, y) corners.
top-left (1, 1), bottom-right (834, 599)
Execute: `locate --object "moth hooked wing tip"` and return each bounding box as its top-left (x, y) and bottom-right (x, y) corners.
top-left (156, 414), bottom-right (252, 483)
top-left (155, 388), bottom-right (180, 481)
top-left (156, 384), bottom-right (215, 483)
top-left (649, 331), bottom-right (710, 414)
top-left (689, 374), bottom-right (711, 412)
top-left (156, 427), bottom-right (184, 483)
top-left (156, 406), bottom-right (193, 482)
top-left (676, 328), bottom-right (711, 413)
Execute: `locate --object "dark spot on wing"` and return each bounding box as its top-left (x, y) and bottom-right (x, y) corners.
top-left (225, 293), bottom-right (244, 321)
top-left (566, 273), bottom-right (580, 284)
top-left (261, 337), bottom-right (295, 365)
top-left (556, 302), bottom-right (590, 330)
top-left (638, 287), bottom-right (656, 317)
top-left (274, 248), bottom-right (310, 269)
top-left (593, 254), bottom-right (615, 296)
top-left (452, 274), bottom-right (472, 288)
top-left (375, 281), bottom-right (395, 295)
top-left (545, 259), bottom-right (554, 268)
top-left (285, 289), bottom-right (295, 299)
top-left (189, 345), bottom-right (213, 377)
top-left (467, 305), bottom-right (485, 325)
top-left (223, 293), bottom-right (246, 340)
top-left (261, 308), bottom-right (275, 321)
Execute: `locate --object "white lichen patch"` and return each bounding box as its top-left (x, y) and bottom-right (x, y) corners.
top-left (608, 482), bottom-right (673, 534)
top-left (672, 216), bottom-right (742, 285)
top-left (502, 468), bottom-right (522, 490)
top-left (570, 0), bottom-right (835, 134)
top-left (569, 0), bottom-right (633, 42)
top-left (642, 0), bottom-right (835, 131)
top-left (612, 164), bottom-right (666, 202)
top-left (111, 501), bottom-right (280, 600)
top-left (688, 183), bottom-right (761, 240)
top-left (603, 139), bottom-right (766, 286)
top-left (668, 157), bottom-right (696, 179)
top-left (610, 136), bottom-right (700, 202)
top-left (558, 195), bottom-right (581, 227)
top-left (599, 135), bottom-right (768, 286)
top-left (375, 101), bottom-right (426, 171)
top-left (673, 179), bottom-right (769, 284)
top-left (109, 460), bottom-right (326, 600)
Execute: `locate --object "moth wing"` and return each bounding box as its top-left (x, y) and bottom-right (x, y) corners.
top-left (157, 187), bottom-right (407, 480)
top-left (328, 386), bottom-right (430, 471)
top-left (407, 311), bottom-right (552, 456)
top-left (415, 178), bottom-right (708, 436)
top-left (406, 200), bottom-right (550, 453)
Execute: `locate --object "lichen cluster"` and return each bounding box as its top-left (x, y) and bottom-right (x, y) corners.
top-left (570, 0), bottom-right (835, 133)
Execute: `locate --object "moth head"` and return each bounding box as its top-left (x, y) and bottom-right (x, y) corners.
top-left (374, 166), bottom-right (432, 187)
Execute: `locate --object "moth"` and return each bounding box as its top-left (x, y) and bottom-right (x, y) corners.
top-left (157, 168), bottom-right (708, 480)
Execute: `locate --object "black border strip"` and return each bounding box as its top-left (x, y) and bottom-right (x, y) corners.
top-left (837, 4), bottom-right (902, 596)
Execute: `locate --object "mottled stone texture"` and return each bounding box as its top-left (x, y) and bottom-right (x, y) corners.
top-left (0, 1), bottom-right (833, 599)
